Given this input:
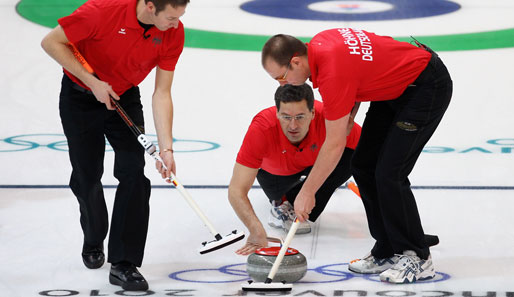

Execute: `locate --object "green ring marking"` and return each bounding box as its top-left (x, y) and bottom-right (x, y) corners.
top-left (183, 27), bottom-right (514, 52)
top-left (17, 0), bottom-right (514, 51)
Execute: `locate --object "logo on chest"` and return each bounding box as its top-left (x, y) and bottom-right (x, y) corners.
top-left (118, 28), bottom-right (126, 35)
top-left (152, 37), bottom-right (162, 46)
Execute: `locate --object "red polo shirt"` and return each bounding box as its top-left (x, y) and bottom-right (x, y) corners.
top-left (58, 0), bottom-right (185, 95)
top-left (236, 100), bottom-right (361, 176)
top-left (308, 28), bottom-right (431, 121)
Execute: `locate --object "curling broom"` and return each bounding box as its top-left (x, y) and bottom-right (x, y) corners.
top-left (66, 42), bottom-right (244, 254)
top-left (241, 218), bottom-right (301, 292)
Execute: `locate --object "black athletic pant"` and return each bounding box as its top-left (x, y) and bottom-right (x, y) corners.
top-left (257, 149), bottom-right (354, 222)
top-left (59, 74), bottom-right (151, 267)
top-left (351, 51), bottom-right (452, 260)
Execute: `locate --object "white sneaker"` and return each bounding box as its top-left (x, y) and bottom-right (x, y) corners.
top-left (268, 200), bottom-right (311, 234)
top-left (379, 250), bottom-right (435, 283)
top-left (348, 253), bottom-right (400, 274)
top-left (268, 200), bottom-right (285, 229)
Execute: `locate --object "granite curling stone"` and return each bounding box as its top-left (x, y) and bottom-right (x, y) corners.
top-left (246, 246), bottom-right (307, 283)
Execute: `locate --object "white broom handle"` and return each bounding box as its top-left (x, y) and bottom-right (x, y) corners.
top-left (267, 219), bottom-right (300, 281)
top-left (168, 172), bottom-right (219, 236)
top-left (66, 43), bottom-right (223, 240)
top-left (152, 153), bottom-right (219, 237)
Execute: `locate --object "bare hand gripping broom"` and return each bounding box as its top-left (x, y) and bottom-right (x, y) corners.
top-left (66, 43), bottom-right (244, 254)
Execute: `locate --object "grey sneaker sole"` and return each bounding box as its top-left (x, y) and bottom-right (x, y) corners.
top-left (268, 221), bottom-right (283, 229)
top-left (348, 256), bottom-right (398, 274)
top-left (284, 224), bottom-right (311, 234)
top-left (348, 266), bottom-right (388, 274)
top-left (291, 227), bottom-right (311, 234)
top-left (380, 273), bottom-right (435, 284)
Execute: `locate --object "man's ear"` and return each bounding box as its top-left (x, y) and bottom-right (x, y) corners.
top-left (146, 1), bottom-right (156, 14)
top-left (291, 56), bottom-right (301, 67)
top-left (293, 55), bottom-right (309, 68)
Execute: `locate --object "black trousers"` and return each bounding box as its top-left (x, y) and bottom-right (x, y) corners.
top-left (351, 51), bottom-right (452, 260)
top-left (257, 149), bottom-right (354, 222)
top-left (59, 74), bottom-right (151, 267)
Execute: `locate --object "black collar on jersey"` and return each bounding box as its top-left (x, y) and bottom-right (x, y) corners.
top-left (138, 20), bottom-right (154, 39)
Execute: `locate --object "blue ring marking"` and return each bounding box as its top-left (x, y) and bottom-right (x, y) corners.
top-left (487, 138), bottom-right (514, 145)
top-left (218, 263), bottom-right (249, 277)
top-left (167, 262), bottom-right (451, 284)
top-left (0, 134), bottom-right (220, 153)
top-left (1, 134), bottom-right (58, 152)
top-left (240, 0), bottom-right (461, 21)
top-left (47, 140), bottom-right (70, 151)
top-left (297, 263), bottom-right (354, 283)
top-left (111, 136), bottom-right (221, 153)
top-left (174, 138), bottom-right (221, 153)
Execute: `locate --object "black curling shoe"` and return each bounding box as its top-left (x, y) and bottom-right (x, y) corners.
top-left (82, 243), bottom-right (104, 269)
top-left (109, 262), bottom-right (149, 291)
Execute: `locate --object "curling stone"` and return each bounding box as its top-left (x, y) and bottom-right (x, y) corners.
top-left (246, 246), bottom-right (307, 283)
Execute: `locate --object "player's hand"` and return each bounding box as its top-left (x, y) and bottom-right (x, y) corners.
top-left (157, 150), bottom-right (176, 182)
top-left (235, 230), bottom-right (268, 255)
top-left (90, 79), bottom-right (119, 110)
top-left (294, 189), bottom-right (315, 222)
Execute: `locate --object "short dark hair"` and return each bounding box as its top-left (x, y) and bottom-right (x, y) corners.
top-left (262, 34), bottom-right (307, 67)
top-left (274, 84), bottom-right (314, 111)
top-left (145, 0), bottom-right (189, 13)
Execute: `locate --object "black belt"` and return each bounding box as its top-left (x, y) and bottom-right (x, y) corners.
top-left (71, 82), bottom-right (94, 95)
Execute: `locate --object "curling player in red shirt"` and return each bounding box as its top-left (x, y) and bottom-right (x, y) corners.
top-left (261, 29), bottom-right (452, 283)
top-left (41, 0), bottom-right (189, 291)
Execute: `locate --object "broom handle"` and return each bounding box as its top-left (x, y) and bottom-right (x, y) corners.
top-left (265, 219), bottom-right (300, 283)
top-left (66, 42), bottom-right (221, 238)
top-left (149, 148), bottom-right (220, 238)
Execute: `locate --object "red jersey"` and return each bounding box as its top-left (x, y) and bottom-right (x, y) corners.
top-left (58, 0), bottom-right (185, 95)
top-left (237, 101), bottom-right (361, 176)
top-left (308, 28), bottom-right (431, 121)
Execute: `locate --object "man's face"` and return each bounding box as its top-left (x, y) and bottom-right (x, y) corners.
top-left (150, 4), bottom-right (186, 31)
top-left (277, 100), bottom-right (314, 145)
top-left (264, 57), bottom-right (309, 86)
